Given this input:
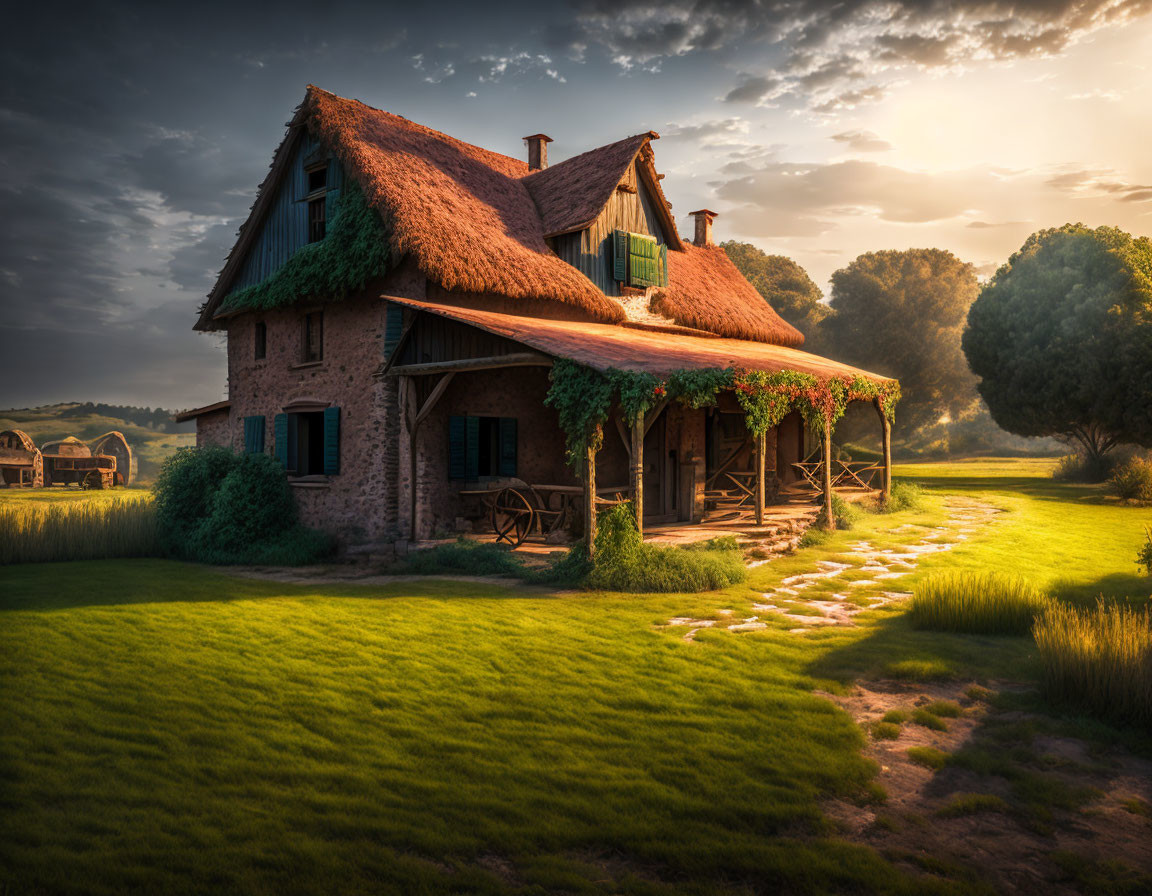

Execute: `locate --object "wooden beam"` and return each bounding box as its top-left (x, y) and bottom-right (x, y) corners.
top-left (584, 441), bottom-right (598, 558)
top-left (643, 398), bottom-right (669, 436)
top-left (614, 414), bottom-right (631, 455)
top-left (631, 417), bottom-right (644, 536)
top-left (387, 352), bottom-right (552, 377)
top-left (373, 313), bottom-right (417, 379)
top-left (875, 399), bottom-right (892, 500)
top-left (822, 422), bottom-right (834, 530)
top-left (754, 432), bottom-right (766, 527)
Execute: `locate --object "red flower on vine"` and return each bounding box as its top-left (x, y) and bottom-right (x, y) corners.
top-left (653, 385), bottom-right (666, 398)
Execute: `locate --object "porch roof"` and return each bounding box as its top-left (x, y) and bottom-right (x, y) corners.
top-left (384, 297), bottom-right (894, 384)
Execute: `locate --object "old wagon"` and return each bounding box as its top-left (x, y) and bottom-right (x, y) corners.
top-left (40, 437), bottom-right (117, 489)
top-left (0, 430), bottom-right (43, 487)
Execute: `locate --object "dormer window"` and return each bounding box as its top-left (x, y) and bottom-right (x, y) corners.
top-left (613, 230), bottom-right (668, 289)
top-left (305, 163), bottom-right (328, 243)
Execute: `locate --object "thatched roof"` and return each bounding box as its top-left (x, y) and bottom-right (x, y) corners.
top-left (386, 297), bottom-right (891, 384)
top-left (199, 86), bottom-right (805, 346)
top-left (651, 245), bottom-right (805, 347)
top-left (303, 87), bottom-right (623, 323)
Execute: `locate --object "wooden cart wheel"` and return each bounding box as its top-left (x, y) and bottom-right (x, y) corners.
top-left (81, 471), bottom-right (104, 490)
top-left (491, 487), bottom-right (534, 547)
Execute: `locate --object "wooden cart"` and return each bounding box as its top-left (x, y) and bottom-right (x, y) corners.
top-left (461, 482), bottom-right (632, 548)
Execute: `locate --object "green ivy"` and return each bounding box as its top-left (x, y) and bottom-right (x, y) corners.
top-left (545, 359), bottom-right (614, 469)
top-left (609, 369), bottom-right (665, 426)
top-left (666, 368), bottom-right (733, 409)
top-left (217, 180), bottom-right (391, 315)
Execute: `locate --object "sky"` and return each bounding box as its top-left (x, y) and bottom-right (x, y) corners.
top-left (2, 0), bottom-right (1150, 410)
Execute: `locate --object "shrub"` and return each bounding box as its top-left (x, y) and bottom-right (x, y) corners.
top-left (1033, 601), bottom-right (1152, 730)
top-left (405, 539), bottom-right (526, 578)
top-left (153, 447), bottom-right (331, 566)
top-left (936, 793), bottom-right (1009, 817)
top-left (881, 709), bottom-right (909, 724)
top-left (909, 572), bottom-right (1047, 635)
top-left (1108, 457), bottom-right (1152, 503)
top-left (1140, 528), bottom-right (1152, 577)
top-left (871, 721), bottom-right (901, 740)
top-left (582, 503), bottom-right (746, 593)
top-left (906, 746), bottom-right (950, 770)
top-left (1052, 452), bottom-right (1117, 483)
top-left (877, 480), bottom-right (924, 513)
top-left (923, 700), bottom-right (963, 718)
top-left (814, 494), bottom-right (861, 531)
top-left (0, 496), bottom-right (159, 564)
top-left (911, 708), bottom-right (948, 732)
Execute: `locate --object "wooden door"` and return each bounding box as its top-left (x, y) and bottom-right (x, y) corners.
top-left (643, 409), bottom-right (677, 524)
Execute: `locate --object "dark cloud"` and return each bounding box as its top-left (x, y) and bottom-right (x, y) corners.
top-left (724, 74), bottom-right (779, 103)
top-left (830, 130), bottom-right (892, 152)
top-left (1044, 168), bottom-right (1152, 199)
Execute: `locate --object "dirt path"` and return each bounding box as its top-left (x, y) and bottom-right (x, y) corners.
top-left (824, 680), bottom-right (1152, 894)
top-left (663, 496), bottom-right (1003, 640)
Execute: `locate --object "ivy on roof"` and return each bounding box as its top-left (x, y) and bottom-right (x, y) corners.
top-left (217, 180), bottom-right (391, 316)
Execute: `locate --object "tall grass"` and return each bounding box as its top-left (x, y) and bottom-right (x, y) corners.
top-left (909, 572), bottom-right (1047, 635)
top-left (0, 497), bottom-right (160, 564)
top-left (1033, 601), bottom-right (1152, 730)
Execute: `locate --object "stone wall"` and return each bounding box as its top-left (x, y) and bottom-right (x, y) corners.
top-left (195, 409), bottom-right (231, 448)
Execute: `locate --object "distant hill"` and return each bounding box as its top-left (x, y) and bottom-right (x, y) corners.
top-left (0, 403), bottom-right (195, 484)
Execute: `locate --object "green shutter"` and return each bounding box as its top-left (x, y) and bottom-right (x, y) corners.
top-left (498, 418), bottom-right (517, 477)
top-left (244, 416), bottom-right (265, 454)
top-left (659, 244), bottom-right (668, 287)
top-left (628, 233), bottom-right (660, 287)
top-left (383, 304), bottom-right (404, 359)
top-left (612, 229), bottom-right (628, 282)
top-left (323, 407), bottom-right (340, 475)
top-left (465, 416), bottom-right (480, 480)
top-left (449, 416), bottom-right (467, 478)
top-left (273, 414), bottom-right (288, 467)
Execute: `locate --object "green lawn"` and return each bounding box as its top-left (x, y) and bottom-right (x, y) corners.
top-left (2, 460), bottom-right (1150, 895)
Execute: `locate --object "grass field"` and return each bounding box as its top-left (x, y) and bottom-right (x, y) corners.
top-left (2, 459), bottom-right (1150, 894)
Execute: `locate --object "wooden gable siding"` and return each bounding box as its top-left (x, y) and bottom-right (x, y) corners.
top-left (398, 311), bottom-right (526, 367)
top-left (549, 161), bottom-right (669, 296)
top-left (229, 130), bottom-right (346, 294)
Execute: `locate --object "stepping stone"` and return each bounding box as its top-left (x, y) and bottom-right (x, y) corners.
top-left (729, 621), bottom-right (768, 632)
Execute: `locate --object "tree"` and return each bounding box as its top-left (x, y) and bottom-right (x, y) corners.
top-left (963, 224), bottom-right (1152, 466)
top-left (721, 241), bottom-right (829, 338)
top-left (821, 248), bottom-right (980, 432)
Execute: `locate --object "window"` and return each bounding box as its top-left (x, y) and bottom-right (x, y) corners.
top-left (303, 311), bottom-right (323, 363)
top-left (449, 416), bottom-right (516, 479)
top-left (274, 407), bottom-right (340, 476)
top-left (308, 197), bottom-right (326, 242)
top-left (307, 165), bottom-right (327, 194)
top-left (612, 229), bottom-right (668, 288)
top-left (243, 416), bottom-right (265, 454)
top-left (254, 321), bottom-right (266, 360)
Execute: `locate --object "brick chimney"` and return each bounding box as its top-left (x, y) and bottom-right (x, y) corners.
top-left (689, 209), bottom-right (718, 247)
top-left (523, 134), bottom-right (553, 171)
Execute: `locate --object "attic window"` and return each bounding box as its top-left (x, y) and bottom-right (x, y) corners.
top-left (612, 230), bottom-right (668, 289)
top-left (308, 197), bottom-right (326, 243)
top-left (307, 165), bottom-right (327, 194)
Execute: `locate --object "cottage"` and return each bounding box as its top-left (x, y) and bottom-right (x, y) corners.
top-left (179, 86), bottom-right (897, 551)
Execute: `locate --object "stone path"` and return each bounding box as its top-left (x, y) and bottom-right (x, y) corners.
top-left (662, 497), bottom-right (1002, 640)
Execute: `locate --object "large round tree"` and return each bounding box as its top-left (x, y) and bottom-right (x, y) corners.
top-left (721, 241), bottom-right (829, 338)
top-left (821, 248), bottom-right (980, 432)
top-left (962, 224), bottom-right (1152, 465)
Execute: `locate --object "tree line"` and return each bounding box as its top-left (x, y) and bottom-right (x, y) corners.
top-left (723, 223), bottom-right (1152, 471)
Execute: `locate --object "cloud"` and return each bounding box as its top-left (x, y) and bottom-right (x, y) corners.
top-left (662, 118), bottom-right (751, 148)
top-left (724, 74), bottom-right (779, 104)
top-left (830, 129), bottom-right (892, 152)
top-left (1043, 167), bottom-right (1152, 200)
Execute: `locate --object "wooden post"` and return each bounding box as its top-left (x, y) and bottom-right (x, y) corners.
top-left (754, 431), bottom-right (766, 526)
top-left (822, 420), bottom-right (834, 530)
top-left (630, 417), bottom-right (644, 536)
top-left (875, 399), bottom-right (892, 500)
top-left (584, 438), bottom-right (598, 558)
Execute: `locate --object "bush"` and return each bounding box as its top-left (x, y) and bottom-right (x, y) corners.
top-left (1033, 601), bottom-right (1152, 730)
top-left (877, 480), bottom-right (924, 513)
top-left (814, 494), bottom-right (860, 531)
top-left (153, 447), bottom-right (331, 565)
top-left (909, 572), bottom-right (1047, 635)
top-left (1140, 528), bottom-right (1152, 577)
top-left (582, 503), bottom-right (746, 593)
top-left (405, 539), bottom-right (526, 577)
top-left (1108, 457), bottom-right (1152, 503)
top-left (1052, 452), bottom-right (1117, 483)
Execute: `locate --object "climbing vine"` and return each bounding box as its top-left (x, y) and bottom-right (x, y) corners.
top-left (545, 360), bottom-right (900, 469)
top-left (218, 180), bottom-right (392, 315)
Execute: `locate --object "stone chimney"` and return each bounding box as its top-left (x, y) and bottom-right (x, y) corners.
top-left (523, 134), bottom-right (553, 171)
top-left (689, 209), bottom-right (718, 247)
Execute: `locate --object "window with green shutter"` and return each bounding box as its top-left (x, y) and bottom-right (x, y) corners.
top-left (243, 416), bottom-right (266, 454)
top-left (323, 407), bottom-right (340, 475)
top-left (274, 414), bottom-right (289, 467)
top-left (383, 304), bottom-right (404, 359)
top-left (612, 229), bottom-right (667, 288)
top-left (448, 415), bottom-right (517, 479)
